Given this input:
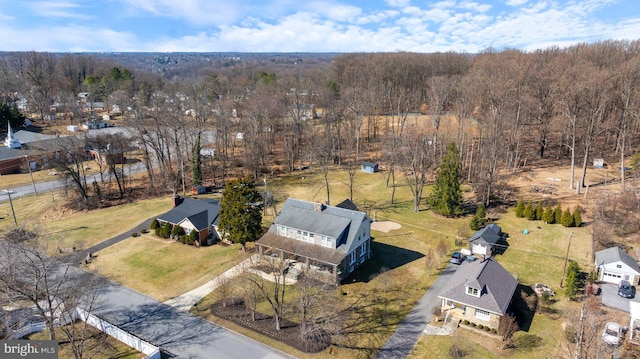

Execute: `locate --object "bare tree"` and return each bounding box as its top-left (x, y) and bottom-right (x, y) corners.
top-left (242, 253), bottom-right (290, 330)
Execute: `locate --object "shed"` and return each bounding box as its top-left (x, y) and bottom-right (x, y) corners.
top-left (595, 246), bottom-right (640, 285)
top-left (361, 161), bottom-right (379, 173)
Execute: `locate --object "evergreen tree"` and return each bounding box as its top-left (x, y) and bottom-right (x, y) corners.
top-left (150, 218), bottom-right (159, 230)
top-left (542, 205), bottom-right (554, 224)
top-left (573, 206), bottom-right (582, 227)
top-left (554, 204), bottom-right (563, 224)
top-left (192, 133), bottom-right (203, 186)
top-left (524, 202), bottom-right (535, 220)
top-left (561, 208), bottom-right (574, 227)
top-left (565, 261), bottom-right (581, 298)
top-left (470, 204), bottom-right (487, 231)
top-left (535, 202), bottom-right (544, 220)
top-left (0, 102), bottom-right (25, 129)
top-left (219, 178), bottom-right (264, 250)
top-left (515, 199), bottom-right (525, 218)
top-left (427, 142), bottom-right (463, 217)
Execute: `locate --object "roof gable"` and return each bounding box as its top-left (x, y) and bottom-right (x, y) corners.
top-left (469, 224), bottom-right (502, 245)
top-left (595, 247), bottom-right (640, 273)
top-left (158, 198), bottom-right (221, 229)
top-left (439, 258), bottom-right (518, 315)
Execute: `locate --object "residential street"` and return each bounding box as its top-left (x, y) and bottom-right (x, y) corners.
top-left (375, 263), bottom-right (459, 359)
top-left (67, 265), bottom-right (292, 359)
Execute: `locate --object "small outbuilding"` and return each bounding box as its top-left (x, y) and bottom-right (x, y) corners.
top-left (595, 246), bottom-right (640, 285)
top-left (361, 161), bottom-right (379, 173)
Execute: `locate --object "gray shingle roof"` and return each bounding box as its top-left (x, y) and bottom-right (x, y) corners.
top-left (157, 198), bottom-right (221, 231)
top-left (595, 247), bottom-right (640, 273)
top-left (0, 146), bottom-right (25, 161)
top-left (469, 224), bottom-right (502, 245)
top-left (273, 198), bottom-right (371, 253)
top-left (256, 232), bottom-right (346, 265)
top-left (439, 258), bottom-right (518, 315)
top-left (13, 130), bottom-right (57, 144)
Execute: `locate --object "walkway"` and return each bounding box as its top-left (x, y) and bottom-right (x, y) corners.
top-left (375, 263), bottom-right (459, 359)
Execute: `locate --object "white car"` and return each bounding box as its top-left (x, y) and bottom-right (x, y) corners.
top-left (602, 322), bottom-right (622, 346)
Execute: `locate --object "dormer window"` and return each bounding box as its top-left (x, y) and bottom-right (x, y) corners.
top-left (466, 286), bottom-right (480, 297)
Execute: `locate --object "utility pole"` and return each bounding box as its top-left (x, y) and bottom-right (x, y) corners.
top-left (25, 155), bottom-right (37, 196)
top-left (3, 190), bottom-right (18, 229)
top-left (263, 175), bottom-right (267, 216)
top-left (560, 232), bottom-right (574, 288)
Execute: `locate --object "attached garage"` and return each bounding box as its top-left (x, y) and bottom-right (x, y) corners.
top-left (595, 247), bottom-right (640, 285)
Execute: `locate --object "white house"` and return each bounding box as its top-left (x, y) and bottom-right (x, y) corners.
top-left (595, 247), bottom-right (640, 285)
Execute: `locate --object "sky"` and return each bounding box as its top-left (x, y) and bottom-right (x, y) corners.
top-left (0, 0), bottom-right (639, 53)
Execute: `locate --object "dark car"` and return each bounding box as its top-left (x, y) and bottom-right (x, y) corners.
top-left (618, 280), bottom-right (636, 298)
top-left (450, 252), bottom-right (466, 265)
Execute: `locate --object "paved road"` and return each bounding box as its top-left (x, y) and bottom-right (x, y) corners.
top-left (375, 263), bottom-right (459, 359)
top-left (86, 269), bottom-right (291, 359)
top-left (601, 282), bottom-right (640, 313)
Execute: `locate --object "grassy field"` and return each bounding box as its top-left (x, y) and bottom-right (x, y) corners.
top-left (87, 233), bottom-right (249, 302)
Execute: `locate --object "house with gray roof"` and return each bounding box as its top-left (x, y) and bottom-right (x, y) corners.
top-left (255, 198), bottom-right (373, 285)
top-left (156, 195), bottom-right (222, 246)
top-left (468, 224), bottom-right (503, 257)
top-left (595, 246), bottom-right (640, 285)
top-left (439, 258), bottom-right (518, 330)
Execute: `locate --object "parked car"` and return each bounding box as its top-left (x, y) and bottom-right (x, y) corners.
top-left (602, 322), bottom-right (622, 346)
top-left (450, 252), bottom-right (466, 265)
top-left (618, 280), bottom-right (636, 298)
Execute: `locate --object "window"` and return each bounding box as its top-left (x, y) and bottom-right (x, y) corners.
top-left (360, 243), bottom-right (367, 256)
top-left (279, 226), bottom-right (287, 236)
top-left (617, 264), bottom-right (622, 268)
top-left (296, 230), bottom-right (302, 239)
top-left (349, 251), bottom-right (356, 264)
top-left (475, 309), bottom-right (490, 321)
top-left (309, 233), bottom-right (314, 242)
top-left (466, 286), bottom-right (479, 296)
top-left (321, 236), bottom-right (332, 248)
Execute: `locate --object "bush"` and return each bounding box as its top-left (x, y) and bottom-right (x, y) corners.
top-left (141, 228), bottom-right (149, 234)
top-left (524, 202), bottom-right (535, 220)
top-left (554, 204), bottom-right (563, 224)
top-left (561, 208), bottom-right (574, 227)
top-left (131, 232), bottom-right (139, 237)
top-left (171, 225), bottom-right (185, 237)
top-left (513, 334), bottom-right (543, 349)
top-left (477, 324), bottom-right (484, 330)
top-left (150, 218), bottom-right (159, 230)
top-left (491, 328), bottom-right (497, 334)
top-left (535, 202), bottom-right (543, 220)
top-left (463, 319), bottom-right (470, 325)
top-left (471, 322), bottom-right (477, 327)
top-left (542, 205), bottom-right (555, 224)
top-left (484, 326), bottom-right (491, 331)
top-left (515, 199), bottom-right (525, 218)
top-left (573, 206), bottom-right (582, 227)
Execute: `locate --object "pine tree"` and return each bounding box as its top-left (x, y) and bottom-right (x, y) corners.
top-left (524, 202), bottom-right (535, 220)
top-left (192, 132), bottom-right (203, 186)
top-left (219, 178), bottom-right (264, 250)
top-left (561, 208), bottom-right (574, 227)
top-left (554, 204), bottom-right (563, 224)
top-left (515, 199), bottom-right (525, 218)
top-left (542, 205), bottom-right (554, 224)
top-left (535, 202), bottom-right (544, 220)
top-left (565, 261), bottom-right (581, 298)
top-left (427, 142), bottom-right (463, 217)
top-left (573, 206), bottom-right (582, 227)
top-left (470, 204), bottom-right (487, 231)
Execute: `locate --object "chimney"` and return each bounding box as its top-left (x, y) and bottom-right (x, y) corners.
top-left (172, 194), bottom-right (183, 207)
top-left (313, 202), bottom-right (324, 212)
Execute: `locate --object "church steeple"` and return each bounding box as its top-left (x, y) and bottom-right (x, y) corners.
top-left (4, 123), bottom-right (21, 149)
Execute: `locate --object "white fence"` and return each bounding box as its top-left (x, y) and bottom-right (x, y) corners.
top-left (10, 308), bottom-right (161, 359)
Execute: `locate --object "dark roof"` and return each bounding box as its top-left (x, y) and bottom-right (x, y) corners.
top-left (335, 198), bottom-right (359, 211)
top-left (361, 161), bottom-right (378, 167)
top-left (22, 136), bottom-right (84, 152)
top-left (469, 224), bottom-right (502, 246)
top-left (157, 198), bottom-right (221, 231)
top-left (13, 130), bottom-right (56, 144)
top-left (0, 146), bottom-right (25, 161)
top-left (439, 258), bottom-right (518, 315)
top-left (273, 198), bottom-right (371, 253)
top-left (256, 232), bottom-right (345, 266)
top-left (595, 247), bottom-right (640, 273)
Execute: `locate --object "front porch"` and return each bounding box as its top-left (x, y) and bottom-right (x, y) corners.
top-left (441, 300), bottom-right (500, 330)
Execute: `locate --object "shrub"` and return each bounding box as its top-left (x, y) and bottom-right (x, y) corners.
top-left (491, 328), bottom-right (497, 334)
top-left (477, 324), bottom-right (484, 330)
top-left (542, 205), bottom-right (555, 224)
top-left (131, 232), bottom-right (139, 237)
top-left (161, 222), bottom-right (172, 238)
top-left (171, 225), bottom-right (185, 237)
top-left (573, 206), bottom-right (582, 227)
top-left (513, 334), bottom-right (543, 349)
top-left (561, 208), bottom-right (574, 227)
top-left (554, 204), bottom-right (563, 224)
top-left (463, 320), bottom-right (470, 325)
top-left (524, 202), bottom-right (535, 220)
top-left (150, 218), bottom-right (159, 230)
top-left (189, 230), bottom-right (198, 245)
top-left (535, 202), bottom-right (544, 220)
top-left (515, 199), bottom-right (525, 218)
top-left (154, 227), bottom-right (161, 236)
top-left (484, 326), bottom-right (491, 331)
top-left (141, 228), bottom-right (149, 234)
top-left (471, 322), bottom-right (477, 327)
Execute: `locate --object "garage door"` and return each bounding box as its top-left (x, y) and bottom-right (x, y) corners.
top-left (472, 243), bottom-right (487, 256)
top-left (602, 271), bottom-right (625, 285)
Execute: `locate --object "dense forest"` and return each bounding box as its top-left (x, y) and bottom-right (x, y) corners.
top-left (1, 40), bottom-right (640, 210)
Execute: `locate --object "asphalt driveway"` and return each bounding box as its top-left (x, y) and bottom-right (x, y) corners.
top-left (375, 263), bottom-right (460, 359)
top-left (601, 283), bottom-right (640, 312)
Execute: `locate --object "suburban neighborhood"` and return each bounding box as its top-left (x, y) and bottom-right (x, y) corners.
top-left (1, 44), bottom-right (640, 359)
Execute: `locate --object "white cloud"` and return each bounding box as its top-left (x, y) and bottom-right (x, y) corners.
top-left (27, 1), bottom-right (92, 20)
top-left (385, 0), bottom-right (411, 7)
top-left (506, 0), bottom-right (528, 6)
top-left (308, 2), bottom-right (362, 22)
